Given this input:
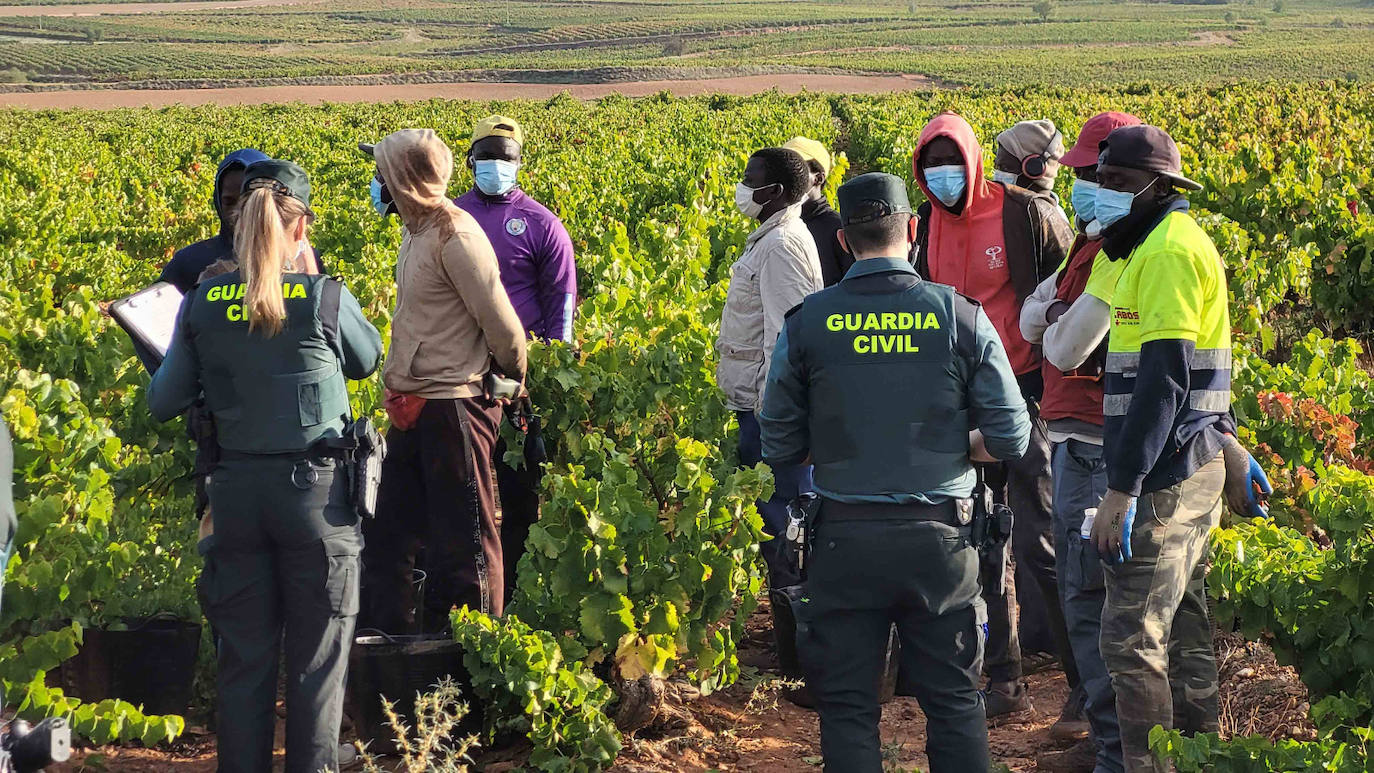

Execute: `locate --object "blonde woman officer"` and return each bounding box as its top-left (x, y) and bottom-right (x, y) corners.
top-left (148, 160), bottom-right (383, 773)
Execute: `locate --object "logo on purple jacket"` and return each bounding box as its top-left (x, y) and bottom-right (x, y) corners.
top-left (505, 218), bottom-right (527, 236)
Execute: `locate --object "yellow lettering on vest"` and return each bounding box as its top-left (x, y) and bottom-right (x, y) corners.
top-left (897, 312), bottom-right (913, 329)
top-left (826, 314), bottom-right (843, 332)
top-left (226, 303), bottom-right (243, 322)
top-left (922, 312), bottom-right (942, 330)
top-left (854, 335), bottom-right (871, 354)
top-left (904, 336), bottom-right (919, 352)
top-left (880, 312), bottom-right (897, 330)
top-left (877, 335), bottom-right (896, 353)
top-left (863, 313), bottom-right (880, 331)
top-left (844, 313), bottom-right (861, 331)
top-left (206, 286), bottom-right (221, 302)
top-left (287, 283), bottom-right (306, 299)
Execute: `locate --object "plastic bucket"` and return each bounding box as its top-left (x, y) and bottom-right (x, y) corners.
top-left (56, 617), bottom-right (202, 716)
top-left (347, 632), bottom-right (480, 755)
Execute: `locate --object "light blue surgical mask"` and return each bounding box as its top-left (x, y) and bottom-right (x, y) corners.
top-left (369, 178), bottom-right (391, 217)
top-left (924, 165), bottom-right (966, 207)
top-left (1071, 179), bottom-right (1099, 225)
top-left (474, 159), bottom-right (520, 196)
top-left (1095, 176), bottom-right (1159, 229)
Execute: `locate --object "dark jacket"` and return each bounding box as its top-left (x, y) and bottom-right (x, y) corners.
top-left (800, 197), bottom-right (852, 287)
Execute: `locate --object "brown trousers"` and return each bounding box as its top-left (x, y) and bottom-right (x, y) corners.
top-left (360, 396), bottom-right (503, 634)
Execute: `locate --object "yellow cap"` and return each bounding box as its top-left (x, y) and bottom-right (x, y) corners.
top-left (783, 136), bottom-right (832, 177)
top-left (472, 115), bottom-right (524, 146)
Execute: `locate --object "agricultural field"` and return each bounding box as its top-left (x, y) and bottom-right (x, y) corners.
top-left (2, 81), bottom-right (1374, 770)
top-left (0, 0), bottom-right (1370, 89)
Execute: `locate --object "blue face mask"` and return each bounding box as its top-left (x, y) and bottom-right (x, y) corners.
top-left (369, 178), bottom-right (391, 217)
top-left (1095, 176), bottom-right (1158, 229)
top-left (1071, 179), bottom-right (1099, 224)
top-left (474, 159), bottom-right (520, 196)
top-left (924, 165), bottom-right (966, 208)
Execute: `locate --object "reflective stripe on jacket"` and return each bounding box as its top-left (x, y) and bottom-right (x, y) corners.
top-left (1103, 210), bottom-right (1232, 495)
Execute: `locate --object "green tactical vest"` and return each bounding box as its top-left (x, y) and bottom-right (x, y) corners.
top-left (183, 271), bottom-right (351, 453)
top-left (791, 272), bottom-right (978, 499)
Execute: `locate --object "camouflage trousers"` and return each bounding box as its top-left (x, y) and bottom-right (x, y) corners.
top-left (1101, 453), bottom-right (1223, 773)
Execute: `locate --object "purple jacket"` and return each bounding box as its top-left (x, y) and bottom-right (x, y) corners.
top-left (455, 188), bottom-right (577, 342)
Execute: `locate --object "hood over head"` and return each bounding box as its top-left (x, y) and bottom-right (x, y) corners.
top-left (374, 129), bottom-right (455, 226)
top-left (214, 148), bottom-right (270, 236)
top-left (912, 112), bottom-right (988, 214)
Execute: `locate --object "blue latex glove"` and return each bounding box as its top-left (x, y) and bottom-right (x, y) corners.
top-left (1092, 489), bottom-right (1136, 565)
top-left (1246, 451), bottom-right (1273, 519)
top-left (1110, 500), bottom-right (1136, 565)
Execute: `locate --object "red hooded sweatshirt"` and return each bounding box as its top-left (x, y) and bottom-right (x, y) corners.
top-left (913, 113), bottom-right (1037, 376)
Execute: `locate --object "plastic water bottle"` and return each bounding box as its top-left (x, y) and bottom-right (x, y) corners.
top-left (1080, 507), bottom-right (1097, 541)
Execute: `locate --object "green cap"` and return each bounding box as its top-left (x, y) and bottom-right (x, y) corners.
top-left (837, 172), bottom-right (912, 225)
top-left (242, 159), bottom-right (313, 212)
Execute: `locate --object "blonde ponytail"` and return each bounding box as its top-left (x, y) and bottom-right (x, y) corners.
top-left (233, 186), bottom-right (310, 337)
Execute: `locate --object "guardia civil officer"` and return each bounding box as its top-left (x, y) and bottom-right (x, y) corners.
top-left (760, 173), bottom-right (1030, 772)
top-left (148, 160), bottom-right (383, 773)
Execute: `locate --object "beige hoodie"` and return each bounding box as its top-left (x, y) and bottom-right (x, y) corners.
top-left (376, 129), bottom-right (527, 398)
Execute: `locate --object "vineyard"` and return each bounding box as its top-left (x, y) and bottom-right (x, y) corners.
top-left (1, 81), bottom-right (1373, 770)
top-left (0, 0), bottom-right (1372, 88)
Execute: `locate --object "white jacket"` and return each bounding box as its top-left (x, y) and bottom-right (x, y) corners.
top-left (717, 204), bottom-right (823, 412)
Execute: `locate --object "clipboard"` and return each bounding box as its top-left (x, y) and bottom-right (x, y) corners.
top-left (110, 282), bottom-right (185, 374)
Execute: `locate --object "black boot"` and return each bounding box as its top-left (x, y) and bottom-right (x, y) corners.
top-left (984, 679), bottom-right (1033, 719)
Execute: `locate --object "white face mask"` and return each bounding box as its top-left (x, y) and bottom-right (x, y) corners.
top-left (992, 169), bottom-right (1019, 186)
top-left (735, 182), bottom-right (769, 219)
top-left (285, 240), bottom-right (310, 272)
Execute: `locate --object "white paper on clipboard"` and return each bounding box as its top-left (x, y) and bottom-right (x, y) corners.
top-left (110, 282), bottom-right (184, 361)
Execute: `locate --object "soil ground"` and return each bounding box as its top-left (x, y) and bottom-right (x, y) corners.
top-left (49, 602), bottom-right (1314, 772)
top-left (0, 73), bottom-right (935, 109)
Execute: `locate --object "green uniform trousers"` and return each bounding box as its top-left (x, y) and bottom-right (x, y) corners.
top-left (202, 454), bottom-right (361, 773)
top-left (798, 508), bottom-right (989, 773)
top-left (1101, 453), bottom-right (1224, 773)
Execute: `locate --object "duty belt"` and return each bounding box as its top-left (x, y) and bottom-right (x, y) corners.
top-left (821, 498), bottom-right (973, 526)
top-left (218, 445), bottom-right (345, 462)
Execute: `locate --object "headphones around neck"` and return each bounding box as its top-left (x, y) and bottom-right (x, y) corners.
top-left (1020, 130), bottom-right (1063, 180)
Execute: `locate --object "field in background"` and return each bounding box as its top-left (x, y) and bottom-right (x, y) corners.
top-left (0, 0), bottom-right (1371, 90)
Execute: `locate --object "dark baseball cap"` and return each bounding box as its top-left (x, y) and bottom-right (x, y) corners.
top-left (838, 172), bottom-right (913, 225)
top-left (242, 159), bottom-right (314, 211)
top-left (1098, 124), bottom-right (1202, 191)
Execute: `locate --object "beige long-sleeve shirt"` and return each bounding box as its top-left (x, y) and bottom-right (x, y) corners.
top-left (384, 213), bottom-right (527, 398)
top-left (716, 204), bottom-right (823, 412)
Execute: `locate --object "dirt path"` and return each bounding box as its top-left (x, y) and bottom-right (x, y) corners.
top-left (0, 73), bottom-right (936, 108)
top-left (48, 610), bottom-right (1314, 771)
top-left (0, 0), bottom-right (331, 17)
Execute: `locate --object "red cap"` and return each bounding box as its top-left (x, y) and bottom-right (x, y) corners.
top-left (1059, 111), bottom-right (1142, 168)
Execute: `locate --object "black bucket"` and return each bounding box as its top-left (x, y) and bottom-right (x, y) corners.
top-left (56, 617), bottom-right (202, 717)
top-left (347, 632), bottom-right (481, 755)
